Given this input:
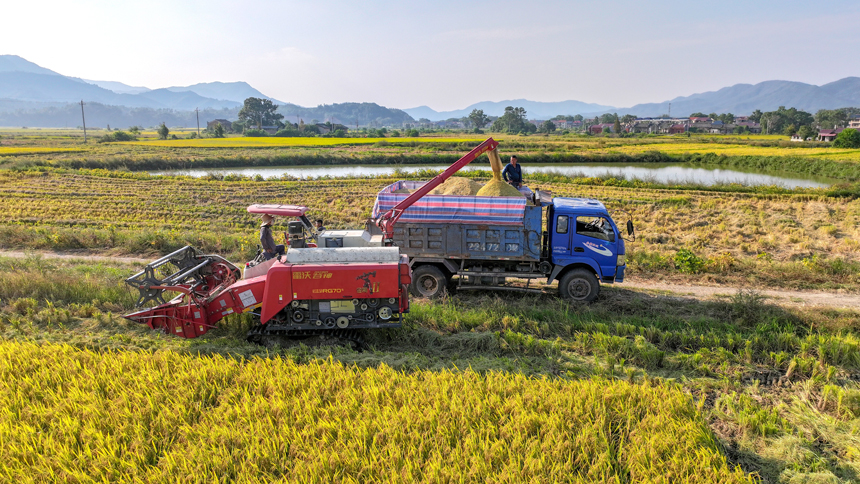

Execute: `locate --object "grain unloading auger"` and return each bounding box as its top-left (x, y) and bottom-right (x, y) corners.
top-left (123, 138), bottom-right (502, 345)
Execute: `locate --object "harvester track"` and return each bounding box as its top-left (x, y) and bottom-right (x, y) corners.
top-left (246, 325), bottom-right (367, 351)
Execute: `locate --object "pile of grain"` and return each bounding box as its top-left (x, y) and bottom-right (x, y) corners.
top-left (429, 176), bottom-right (483, 195)
top-left (476, 178), bottom-right (523, 197)
top-left (475, 148), bottom-right (523, 197)
top-left (393, 188), bottom-right (413, 194)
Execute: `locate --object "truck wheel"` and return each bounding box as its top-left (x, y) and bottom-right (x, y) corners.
top-left (411, 265), bottom-right (448, 299)
top-left (559, 269), bottom-right (599, 303)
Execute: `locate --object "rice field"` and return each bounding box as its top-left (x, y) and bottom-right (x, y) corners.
top-left (0, 341), bottom-right (754, 483)
top-left (0, 147), bottom-right (84, 156)
top-left (124, 136), bottom-right (485, 148)
top-left (2, 254), bottom-right (860, 482)
top-left (0, 169), bottom-right (858, 291)
top-left (3, 131), bottom-right (860, 482)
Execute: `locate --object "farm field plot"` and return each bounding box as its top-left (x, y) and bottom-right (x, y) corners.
top-left (0, 170), bottom-right (858, 292)
top-left (0, 341), bottom-right (752, 483)
top-left (585, 142), bottom-right (860, 162)
top-left (0, 147), bottom-right (84, 156)
top-left (2, 254), bottom-right (860, 482)
top-left (3, 132), bottom-right (860, 177)
top-left (124, 136), bottom-right (484, 148)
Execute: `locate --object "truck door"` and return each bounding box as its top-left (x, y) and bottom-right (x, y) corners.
top-left (551, 213), bottom-right (571, 257)
top-left (571, 216), bottom-right (618, 278)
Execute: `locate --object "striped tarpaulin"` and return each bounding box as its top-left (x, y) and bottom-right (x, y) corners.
top-left (372, 181), bottom-right (526, 225)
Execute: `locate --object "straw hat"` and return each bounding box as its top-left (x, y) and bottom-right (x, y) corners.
top-left (260, 214), bottom-right (274, 226)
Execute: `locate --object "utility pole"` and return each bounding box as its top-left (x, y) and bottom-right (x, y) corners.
top-left (80, 100), bottom-right (87, 143)
top-left (195, 108), bottom-right (200, 137)
top-left (668, 102), bottom-right (671, 119)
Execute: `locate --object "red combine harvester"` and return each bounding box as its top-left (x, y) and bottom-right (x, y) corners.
top-left (124, 138), bottom-right (501, 346)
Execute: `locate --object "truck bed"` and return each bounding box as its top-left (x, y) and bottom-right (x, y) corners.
top-left (391, 205), bottom-right (542, 262)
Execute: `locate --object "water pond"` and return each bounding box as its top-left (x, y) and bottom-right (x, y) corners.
top-left (152, 162), bottom-right (839, 188)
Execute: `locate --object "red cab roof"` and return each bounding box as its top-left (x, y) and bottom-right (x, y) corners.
top-left (247, 204), bottom-right (309, 217)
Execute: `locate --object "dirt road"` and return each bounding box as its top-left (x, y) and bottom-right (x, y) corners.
top-left (3, 250), bottom-right (858, 309)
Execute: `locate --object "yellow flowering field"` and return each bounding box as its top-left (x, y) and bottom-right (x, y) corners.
top-left (578, 142), bottom-right (860, 161)
top-left (123, 136), bottom-right (484, 148)
top-left (0, 341), bottom-right (753, 483)
top-left (0, 147), bottom-right (84, 156)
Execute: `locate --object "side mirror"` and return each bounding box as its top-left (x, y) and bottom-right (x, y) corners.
top-left (626, 220), bottom-right (635, 237)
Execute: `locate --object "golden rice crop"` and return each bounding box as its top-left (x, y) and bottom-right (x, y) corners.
top-left (123, 137), bottom-right (484, 148)
top-left (0, 341), bottom-right (753, 483)
top-left (0, 147), bottom-right (84, 156)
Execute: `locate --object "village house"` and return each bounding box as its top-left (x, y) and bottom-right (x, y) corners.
top-left (315, 123), bottom-right (350, 134)
top-left (818, 128), bottom-right (844, 142)
top-left (589, 123), bottom-right (615, 134)
top-left (553, 119), bottom-right (571, 129)
top-left (849, 116), bottom-right (860, 129)
top-left (206, 119), bottom-right (232, 131)
top-left (734, 121), bottom-right (762, 134)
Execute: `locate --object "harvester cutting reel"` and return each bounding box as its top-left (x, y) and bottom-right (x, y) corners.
top-left (125, 245), bottom-right (241, 309)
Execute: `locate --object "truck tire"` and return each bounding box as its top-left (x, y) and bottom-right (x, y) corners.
top-left (411, 265), bottom-right (448, 299)
top-left (559, 269), bottom-right (599, 303)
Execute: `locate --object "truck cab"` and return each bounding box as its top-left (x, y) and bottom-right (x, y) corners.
top-left (545, 198), bottom-right (627, 302)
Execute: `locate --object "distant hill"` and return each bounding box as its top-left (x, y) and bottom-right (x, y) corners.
top-left (404, 99), bottom-right (616, 121)
top-left (0, 55), bottom-right (63, 77)
top-left (620, 78), bottom-right (860, 117)
top-left (0, 71), bottom-right (241, 110)
top-left (165, 81), bottom-right (285, 105)
top-left (0, 55), bottom-right (251, 112)
top-left (1, 54), bottom-right (857, 127)
top-left (83, 79), bottom-right (151, 95)
top-left (277, 102), bottom-right (414, 127)
top-left (0, 102), bottom-right (239, 129)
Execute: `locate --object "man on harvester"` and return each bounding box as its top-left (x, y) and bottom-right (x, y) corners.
top-left (259, 214), bottom-right (285, 260)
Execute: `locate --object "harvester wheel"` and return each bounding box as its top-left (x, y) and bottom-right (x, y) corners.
top-left (411, 265), bottom-right (447, 299)
top-left (559, 269), bottom-right (599, 303)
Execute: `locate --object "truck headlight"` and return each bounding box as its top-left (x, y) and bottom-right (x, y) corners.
top-left (617, 254), bottom-right (626, 266)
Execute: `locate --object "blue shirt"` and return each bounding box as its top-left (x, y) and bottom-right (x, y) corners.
top-left (502, 163), bottom-right (522, 183)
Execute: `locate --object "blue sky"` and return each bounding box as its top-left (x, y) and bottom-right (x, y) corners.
top-left (3, 0), bottom-right (858, 110)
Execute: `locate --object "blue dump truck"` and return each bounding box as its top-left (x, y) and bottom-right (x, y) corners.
top-left (376, 189), bottom-right (633, 302)
top-left (317, 139), bottom-right (634, 303)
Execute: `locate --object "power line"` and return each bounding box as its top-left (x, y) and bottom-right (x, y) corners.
top-left (80, 100), bottom-right (87, 143)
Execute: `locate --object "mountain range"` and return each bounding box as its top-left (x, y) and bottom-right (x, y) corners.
top-left (404, 99), bottom-right (615, 121)
top-left (0, 54), bottom-right (858, 127)
top-left (619, 78), bottom-right (860, 119)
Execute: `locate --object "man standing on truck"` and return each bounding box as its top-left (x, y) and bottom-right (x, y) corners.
top-left (260, 214), bottom-right (285, 260)
top-left (503, 155), bottom-right (523, 189)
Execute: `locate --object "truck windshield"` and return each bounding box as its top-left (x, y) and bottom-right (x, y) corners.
top-left (576, 216), bottom-right (615, 242)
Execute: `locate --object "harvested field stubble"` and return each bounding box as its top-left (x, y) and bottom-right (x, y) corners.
top-left (1, 169), bottom-right (857, 290)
